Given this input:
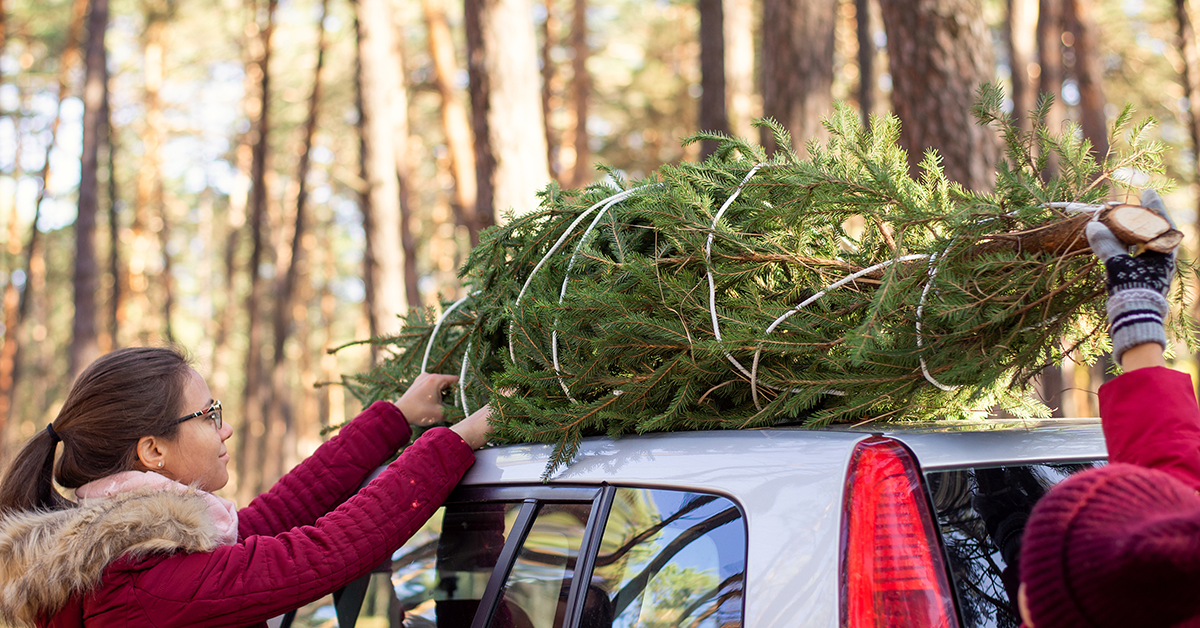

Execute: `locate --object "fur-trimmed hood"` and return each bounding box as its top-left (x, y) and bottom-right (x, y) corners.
top-left (0, 488), bottom-right (224, 626)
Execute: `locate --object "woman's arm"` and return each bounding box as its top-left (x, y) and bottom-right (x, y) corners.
top-left (235, 400), bottom-right (412, 539)
top-left (237, 373), bottom-right (460, 538)
top-left (1100, 364), bottom-right (1200, 491)
top-left (126, 426), bottom-right (477, 627)
top-left (1085, 193), bottom-right (1200, 489)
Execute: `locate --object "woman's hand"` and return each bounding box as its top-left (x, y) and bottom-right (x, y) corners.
top-left (451, 405), bottom-right (494, 450)
top-left (394, 373), bottom-right (459, 426)
top-left (1086, 189), bottom-right (1176, 368)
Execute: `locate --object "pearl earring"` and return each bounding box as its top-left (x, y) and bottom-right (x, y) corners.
top-left (158, 462), bottom-right (163, 468)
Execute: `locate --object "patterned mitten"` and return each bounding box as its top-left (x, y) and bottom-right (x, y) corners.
top-left (1084, 189), bottom-right (1176, 363)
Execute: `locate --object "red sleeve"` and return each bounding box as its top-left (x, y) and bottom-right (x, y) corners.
top-left (1099, 366), bottom-right (1200, 491)
top-left (236, 401), bottom-right (414, 539)
top-left (124, 427), bottom-right (475, 627)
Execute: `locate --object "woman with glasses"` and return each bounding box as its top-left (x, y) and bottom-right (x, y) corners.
top-left (0, 346), bottom-right (492, 627)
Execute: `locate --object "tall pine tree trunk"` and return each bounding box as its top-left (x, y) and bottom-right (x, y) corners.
top-left (104, 83), bottom-right (120, 349)
top-left (0, 85), bottom-right (24, 456)
top-left (262, 0), bottom-right (329, 488)
top-left (1008, 0), bottom-right (1038, 133)
top-left (237, 0), bottom-right (276, 503)
top-left (1037, 0), bottom-right (1065, 177)
top-left (1034, 0), bottom-right (1067, 413)
top-left (353, 7), bottom-right (380, 364)
top-left (541, 2), bottom-right (560, 183)
top-left (1066, 0), bottom-right (1108, 158)
top-left (466, 0), bottom-right (550, 221)
top-left (356, 0), bottom-right (407, 342)
top-left (698, 0), bottom-right (727, 159)
top-left (422, 0), bottom-right (479, 245)
top-left (760, 0), bottom-right (835, 153)
top-left (856, 0), bottom-right (874, 129)
top-left (128, 1), bottom-right (170, 346)
top-left (569, 0), bottom-right (590, 185)
top-left (211, 8), bottom-right (262, 408)
top-left (1177, 0), bottom-right (1200, 390)
top-left (724, 0), bottom-right (754, 139)
top-left (391, 2), bottom-right (421, 311)
top-left (72, 0), bottom-right (109, 379)
top-left (878, 0), bottom-right (999, 191)
top-left (465, 0), bottom-right (496, 231)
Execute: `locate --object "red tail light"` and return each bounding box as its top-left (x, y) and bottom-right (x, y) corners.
top-left (840, 437), bottom-right (958, 628)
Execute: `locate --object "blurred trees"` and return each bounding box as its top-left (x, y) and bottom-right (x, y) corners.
top-left (0, 0), bottom-right (1197, 495)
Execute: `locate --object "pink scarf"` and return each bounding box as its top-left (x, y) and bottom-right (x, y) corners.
top-left (75, 471), bottom-right (239, 545)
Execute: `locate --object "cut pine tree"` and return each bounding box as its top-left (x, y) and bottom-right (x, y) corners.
top-left (346, 88), bottom-right (1190, 477)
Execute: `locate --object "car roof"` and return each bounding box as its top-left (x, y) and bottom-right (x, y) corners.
top-left (830, 416), bottom-right (1107, 470)
top-left (461, 417), bottom-right (1107, 488)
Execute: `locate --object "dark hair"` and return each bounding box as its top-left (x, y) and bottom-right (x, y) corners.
top-left (0, 346), bottom-right (193, 514)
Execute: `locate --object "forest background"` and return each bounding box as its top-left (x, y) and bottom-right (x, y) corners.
top-left (1, 0), bottom-right (1198, 503)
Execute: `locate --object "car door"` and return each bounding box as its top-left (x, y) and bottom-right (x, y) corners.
top-left (285, 484), bottom-right (748, 628)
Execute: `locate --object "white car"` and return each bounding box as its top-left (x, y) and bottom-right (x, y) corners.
top-left (284, 418), bottom-right (1106, 628)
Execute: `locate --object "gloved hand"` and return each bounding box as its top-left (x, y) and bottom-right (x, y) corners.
top-left (1084, 189), bottom-right (1176, 364)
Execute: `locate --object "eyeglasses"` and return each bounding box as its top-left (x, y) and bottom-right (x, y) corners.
top-left (176, 400), bottom-right (222, 430)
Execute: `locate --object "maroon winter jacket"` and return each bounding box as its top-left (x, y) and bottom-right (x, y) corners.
top-left (31, 401), bottom-right (474, 628)
top-left (1099, 366), bottom-right (1200, 490)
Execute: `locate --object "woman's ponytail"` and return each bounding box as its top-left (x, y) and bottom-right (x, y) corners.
top-left (0, 427), bottom-right (71, 514)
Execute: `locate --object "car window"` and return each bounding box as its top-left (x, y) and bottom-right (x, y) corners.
top-left (926, 463), bottom-right (1100, 628)
top-left (285, 501), bottom-right (524, 628)
top-left (492, 503), bottom-right (593, 628)
top-left (289, 487), bottom-right (747, 628)
top-left (584, 488), bottom-right (746, 628)
top-left (431, 501), bottom-right (527, 626)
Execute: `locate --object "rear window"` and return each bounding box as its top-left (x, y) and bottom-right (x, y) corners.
top-left (926, 463), bottom-right (1100, 628)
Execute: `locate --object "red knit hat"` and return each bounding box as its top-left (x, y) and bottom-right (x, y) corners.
top-left (1019, 463), bottom-right (1200, 628)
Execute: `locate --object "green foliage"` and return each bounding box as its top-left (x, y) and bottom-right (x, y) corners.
top-left (351, 92), bottom-right (1176, 478)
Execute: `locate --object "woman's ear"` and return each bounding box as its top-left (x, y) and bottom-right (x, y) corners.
top-left (136, 436), bottom-right (168, 471)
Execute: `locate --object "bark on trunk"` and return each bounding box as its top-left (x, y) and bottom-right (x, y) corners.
top-left (1176, 0), bottom-right (1200, 389)
top-left (72, 0), bottom-right (109, 379)
top-left (422, 0), bottom-right (479, 245)
top-left (1007, 0), bottom-right (1038, 133)
top-left (104, 82), bottom-right (120, 349)
top-left (878, 0), bottom-right (1000, 191)
top-left (541, 2), bottom-right (559, 182)
top-left (724, 0), bottom-right (754, 139)
top-left (467, 0), bottom-right (551, 221)
top-left (465, 0), bottom-right (496, 231)
top-left (1037, 0), bottom-right (1065, 177)
top-left (761, 0), bottom-right (835, 153)
top-left (237, 0), bottom-right (276, 503)
top-left (0, 85), bottom-right (24, 456)
top-left (856, 0), bottom-right (874, 129)
top-left (1034, 0), bottom-right (1067, 403)
top-left (353, 7), bottom-right (379, 364)
top-left (356, 0), bottom-right (407, 340)
top-left (569, 0), bottom-right (591, 184)
top-left (391, 2), bottom-right (421, 311)
top-left (698, 0), bottom-right (728, 159)
top-left (127, 3), bottom-right (170, 346)
top-left (1066, 0), bottom-right (1108, 159)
